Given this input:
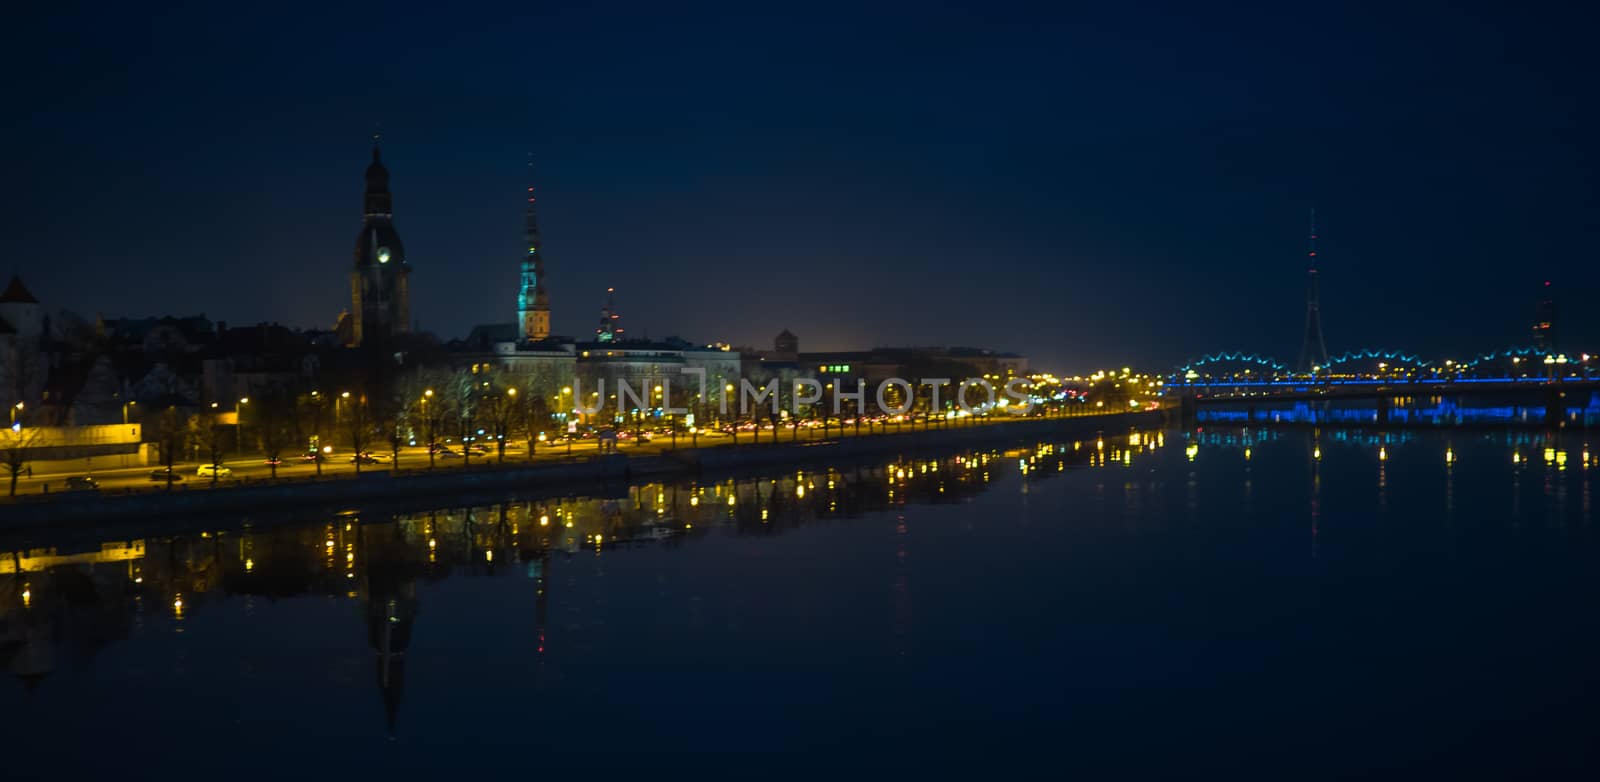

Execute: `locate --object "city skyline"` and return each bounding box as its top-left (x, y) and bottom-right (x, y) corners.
top-left (5, 3), bottom-right (1594, 370)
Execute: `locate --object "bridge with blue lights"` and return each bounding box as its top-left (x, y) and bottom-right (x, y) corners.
top-left (1167, 345), bottom-right (1599, 424)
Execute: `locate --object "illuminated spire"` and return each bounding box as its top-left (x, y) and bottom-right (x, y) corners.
top-left (596, 287), bottom-right (623, 342)
top-left (517, 155), bottom-right (551, 341)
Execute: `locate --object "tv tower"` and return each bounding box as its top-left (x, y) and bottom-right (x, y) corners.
top-left (1297, 207), bottom-right (1329, 373)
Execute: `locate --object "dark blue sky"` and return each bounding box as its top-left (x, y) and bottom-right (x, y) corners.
top-left (4, 0), bottom-right (1593, 370)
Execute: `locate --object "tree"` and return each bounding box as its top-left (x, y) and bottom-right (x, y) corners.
top-left (204, 415), bottom-right (226, 486)
top-left (254, 391), bottom-right (297, 481)
top-left (1, 424), bottom-right (43, 497)
top-left (300, 391), bottom-right (329, 477)
top-left (521, 393), bottom-right (550, 461)
top-left (446, 370), bottom-right (481, 468)
top-left (347, 393), bottom-right (371, 475)
top-left (157, 406), bottom-right (185, 491)
top-left (483, 386), bottom-right (516, 463)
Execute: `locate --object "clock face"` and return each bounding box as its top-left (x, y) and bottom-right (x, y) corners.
top-left (377, 246), bottom-right (391, 264)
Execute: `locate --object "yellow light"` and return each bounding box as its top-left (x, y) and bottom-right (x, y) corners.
top-left (539, 514), bottom-right (549, 525)
top-left (508, 388), bottom-right (517, 397)
top-left (428, 539), bottom-right (437, 549)
top-left (1446, 448), bottom-right (1456, 464)
top-left (322, 445), bottom-right (332, 453)
top-left (425, 389), bottom-right (434, 397)
top-left (485, 550), bottom-right (493, 562)
top-left (1313, 447), bottom-right (1322, 460)
top-left (727, 495), bottom-right (736, 506)
top-left (1378, 447), bottom-right (1387, 461)
top-left (245, 558), bottom-right (255, 571)
top-left (341, 391), bottom-right (350, 399)
top-left (20, 586), bottom-right (29, 608)
top-left (239, 397), bottom-right (249, 404)
top-left (1244, 447), bottom-right (1252, 461)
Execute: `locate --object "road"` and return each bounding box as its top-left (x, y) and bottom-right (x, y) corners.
top-left (4, 411), bottom-right (1122, 499)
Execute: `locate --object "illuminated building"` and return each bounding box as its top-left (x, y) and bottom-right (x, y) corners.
top-left (346, 136), bottom-right (412, 348)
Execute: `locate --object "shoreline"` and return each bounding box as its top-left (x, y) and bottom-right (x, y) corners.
top-left (0, 410), bottom-right (1165, 533)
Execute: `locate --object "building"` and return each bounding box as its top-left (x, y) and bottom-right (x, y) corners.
top-left (347, 139), bottom-right (412, 348)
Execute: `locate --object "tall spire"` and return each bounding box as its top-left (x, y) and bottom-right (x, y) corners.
top-left (596, 287), bottom-right (623, 342)
top-left (1298, 207), bottom-right (1330, 373)
top-left (517, 155), bottom-right (551, 341)
top-left (364, 133), bottom-right (392, 216)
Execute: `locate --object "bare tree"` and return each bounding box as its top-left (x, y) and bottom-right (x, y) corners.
top-left (157, 406), bottom-right (185, 491)
top-left (254, 390), bottom-right (296, 480)
top-left (300, 391), bottom-right (329, 477)
top-left (446, 370), bottom-right (481, 468)
top-left (205, 416), bottom-right (225, 486)
top-left (348, 393), bottom-right (370, 475)
top-left (482, 389), bottom-right (514, 463)
top-left (2, 425), bottom-right (43, 497)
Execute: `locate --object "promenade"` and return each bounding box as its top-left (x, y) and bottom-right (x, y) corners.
top-left (0, 408), bottom-right (1165, 530)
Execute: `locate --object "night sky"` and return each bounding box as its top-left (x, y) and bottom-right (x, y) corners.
top-left (4, 1), bottom-right (1593, 370)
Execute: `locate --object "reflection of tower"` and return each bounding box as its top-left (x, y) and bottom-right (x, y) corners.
top-left (595, 288), bottom-right (623, 343)
top-left (518, 157), bottom-right (552, 342)
top-left (531, 551), bottom-right (549, 656)
top-left (348, 136), bottom-right (412, 348)
top-left (365, 566), bottom-right (418, 737)
top-left (1532, 280), bottom-right (1556, 353)
top-left (1298, 208), bottom-right (1329, 373)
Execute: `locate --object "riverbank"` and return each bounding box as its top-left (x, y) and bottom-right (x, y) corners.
top-left (0, 410), bottom-right (1165, 531)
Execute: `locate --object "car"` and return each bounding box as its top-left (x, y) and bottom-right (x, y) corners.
top-left (64, 476), bottom-right (99, 491)
top-left (350, 452), bottom-right (388, 464)
top-left (262, 457), bottom-right (283, 466)
top-left (467, 444), bottom-right (490, 455)
top-left (149, 468), bottom-right (184, 482)
top-left (428, 445), bottom-right (461, 458)
top-left (196, 464), bottom-right (232, 478)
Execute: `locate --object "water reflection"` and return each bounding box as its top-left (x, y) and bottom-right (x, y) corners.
top-left (0, 434), bottom-right (1160, 729)
top-left (6, 426), bottom-right (1600, 771)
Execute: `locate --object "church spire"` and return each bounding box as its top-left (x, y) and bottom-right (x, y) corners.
top-left (517, 155), bottom-right (551, 341)
top-left (364, 134), bottom-right (392, 216)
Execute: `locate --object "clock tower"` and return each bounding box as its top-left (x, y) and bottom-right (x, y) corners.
top-left (348, 137), bottom-right (411, 348)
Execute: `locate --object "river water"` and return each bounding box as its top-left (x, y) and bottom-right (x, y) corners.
top-left (2, 426), bottom-right (1598, 773)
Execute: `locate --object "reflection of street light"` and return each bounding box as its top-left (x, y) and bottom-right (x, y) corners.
top-left (12, 401), bottom-right (23, 425)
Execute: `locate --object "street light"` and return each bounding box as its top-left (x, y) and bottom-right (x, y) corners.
top-left (10, 401), bottom-right (21, 426)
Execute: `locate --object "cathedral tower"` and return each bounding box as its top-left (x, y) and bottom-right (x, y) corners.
top-left (348, 137), bottom-right (411, 347)
top-left (518, 160), bottom-right (551, 341)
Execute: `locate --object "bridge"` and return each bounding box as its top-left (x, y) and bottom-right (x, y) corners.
top-left (1166, 346), bottom-right (1600, 426)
